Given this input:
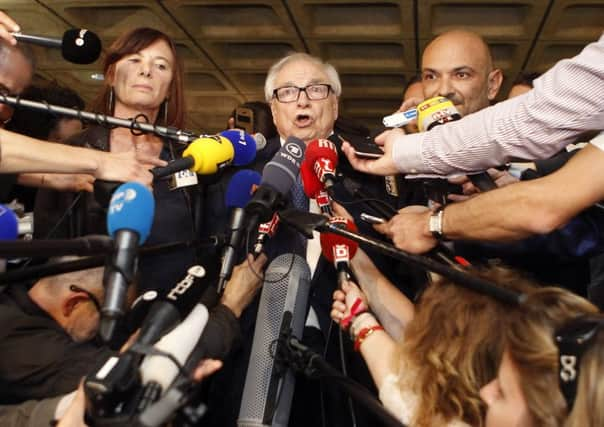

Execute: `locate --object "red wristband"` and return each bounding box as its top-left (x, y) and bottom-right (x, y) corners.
top-left (354, 325), bottom-right (384, 352)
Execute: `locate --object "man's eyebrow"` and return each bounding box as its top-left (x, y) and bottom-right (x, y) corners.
top-left (276, 78), bottom-right (326, 87)
top-left (452, 66), bottom-right (475, 73)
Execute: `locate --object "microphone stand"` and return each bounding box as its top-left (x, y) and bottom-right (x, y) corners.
top-left (0, 94), bottom-right (197, 143)
top-left (275, 329), bottom-right (406, 427)
top-left (0, 239), bottom-right (218, 284)
top-left (278, 209), bottom-right (526, 306)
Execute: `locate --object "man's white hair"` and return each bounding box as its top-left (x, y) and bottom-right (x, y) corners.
top-left (264, 52), bottom-right (342, 102)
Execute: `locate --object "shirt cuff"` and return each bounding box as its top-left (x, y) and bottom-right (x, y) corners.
top-left (590, 131), bottom-right (604, 152)
top-left (391, 132), bottom-right (426, 174)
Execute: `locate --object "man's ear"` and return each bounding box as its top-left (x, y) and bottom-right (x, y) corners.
top-left (62, 292), bottom-right (89, 318)
top-left (487, 68), bottom-right (504, 101)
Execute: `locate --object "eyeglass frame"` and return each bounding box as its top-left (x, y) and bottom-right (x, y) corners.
top-left (554, 314), bottom-right (604, 411)
top-left (272, 83), bottom-right (333, 103)
top-left (69, 284), bottom-right (102, 313)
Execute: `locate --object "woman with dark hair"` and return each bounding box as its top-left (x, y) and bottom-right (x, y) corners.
top-left (35, 28), bottom-right (198, 293)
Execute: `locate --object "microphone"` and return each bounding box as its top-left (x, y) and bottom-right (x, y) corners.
top-left (0, 204), bottom-right (19, 241)
top-left (220, 130), bottom-right (258, 166)
top-left (300, 159), bottom-right (322, 199)
top-left (320, 217), bottom-right (359, 285)
top-left (218, 169), bottom-right (262, 292)
top-left (417, 97), bottom-right (495, 191)
top-left (151, 135), bottom-right (235, 179)
top-left (0, 204), bottom-right (18, 272)
top-left (299, 159), bottom-right (333, 214)
top-left (304, 138), bottom-right (339, 189)
top-left (253, 213), bottom-right (279, 257)
top-left (100, 182), bottom-right (155, 343)
top-left (139, 303), bottom-right (210, 394)
top-left (136, 264), bottom-right (208, 348)
top-left (12, 29), bottom-right (102, 64)
top-left (244, 136), bottom-right (306, 229)
top-left (238, 254), bottom-right (311, 427)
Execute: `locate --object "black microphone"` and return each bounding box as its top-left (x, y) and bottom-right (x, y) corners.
top-left (136, 265), bottom-right (209, 348)
top-left (13, 29), bottom-right (102, 64)
top-left (85, 265), bottom-right (210, 420)
top-left (100, 182), bottom-right (155, 343)
top-left (238, 254), bottom-right (311, 427)
top-left (217, 170), bottom-right (262, 292)
top-left (244, 136), bottom-right (306, 230)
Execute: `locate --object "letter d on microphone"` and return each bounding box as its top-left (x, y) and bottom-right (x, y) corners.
top-left (238, 254), bottom-right (311, 427)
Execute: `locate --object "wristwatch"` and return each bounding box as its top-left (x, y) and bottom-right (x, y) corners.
top-left (428, 206), bottom-right (445, 239)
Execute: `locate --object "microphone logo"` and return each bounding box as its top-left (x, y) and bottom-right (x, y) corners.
top-left (285, 142), bottom-right (303, 158)
top-left (76, 29), bottom-right (88, 46)
top-left (167, 265), bottom-right (206, 300)
top-left (333, 244), bottom-right (350, 264)
top-left (317, 139), bottom-right (336, 152)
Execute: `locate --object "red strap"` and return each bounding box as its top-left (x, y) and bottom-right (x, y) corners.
top-left (354, 325), bottom-right (384, 352)
top-left (340, 297), bottom-right (366, 330)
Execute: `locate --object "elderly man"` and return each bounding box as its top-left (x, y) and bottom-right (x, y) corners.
top-left (267, 52), bottom-right (340, 143)
top-left (202, 52), bottom-right (399, 427)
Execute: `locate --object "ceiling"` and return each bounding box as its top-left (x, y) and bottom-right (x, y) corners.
top-left (0, 0), bottom-right (602, 134)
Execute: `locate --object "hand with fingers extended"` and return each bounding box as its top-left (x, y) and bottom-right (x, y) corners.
top-left (340, 128), bottom-right (404, 176)
top-left (97, 149), bottom-right (167, 188)
top-left (331, 280), bottom-right (370, 331)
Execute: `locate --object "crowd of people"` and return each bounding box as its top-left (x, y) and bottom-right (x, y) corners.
top-left (0, 7), bottom-right (602, 427)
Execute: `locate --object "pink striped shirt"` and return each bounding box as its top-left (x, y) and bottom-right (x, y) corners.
top-left (393, 33), bottom-right (604, 175)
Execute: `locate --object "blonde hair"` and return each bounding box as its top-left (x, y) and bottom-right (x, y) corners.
top-left (399, 267), bottom-right (534, 427)
top-left (566, 328), bottom-right (604, 427)
top-left (505, 287), bottom-right (599, 427)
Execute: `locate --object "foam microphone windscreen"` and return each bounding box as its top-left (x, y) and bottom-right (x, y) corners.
top-left (106, 182), bottom-right (155, 244)
top-left (261, 136), bottom-right (306, 195)
top-left (304, 139), bottom-right (339, 169)
top-left (299, 159), bottom-right (322, 199)
top-left (140, 303), bottom-right (209, 391)
top-left (319, 216), bottom-right (359, 263)
top-left (220, 130), bottom-right (257, 166)
top-left (62, 29), bottom-right (102, 64)
top-left (0, 205), bottom-right (18, 240)
top-left (416, 96), bottom-right (462, 132)
top-left (184, 135), bottom-right (235, 175)
top-left (238, 254), bottom-right (311, 427)
top-left (225, 169), bottom-right (262, 208)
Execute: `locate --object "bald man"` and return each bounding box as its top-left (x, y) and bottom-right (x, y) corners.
top-left (419, 29), bottom-right (503, 117)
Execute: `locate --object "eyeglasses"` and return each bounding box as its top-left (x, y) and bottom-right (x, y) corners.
top-left (272, 84), bottom-right (332, 103)
top-left (69, 284), bottom-right (102, 313)
top-left (554, 314), bottom-right (604, 411)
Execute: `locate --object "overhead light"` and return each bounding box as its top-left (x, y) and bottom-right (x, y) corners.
top-left (90, 73), bottom-right (104, 81)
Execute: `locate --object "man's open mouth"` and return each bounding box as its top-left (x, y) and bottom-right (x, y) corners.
top-left (295, 114), bottom-right (312, 127)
